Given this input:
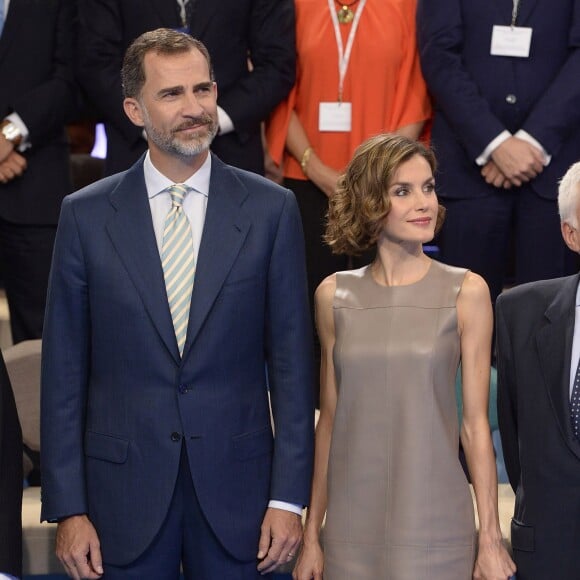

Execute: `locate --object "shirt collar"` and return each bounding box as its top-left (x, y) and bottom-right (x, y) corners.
top-left (144, 151), bottom-right (211, 199)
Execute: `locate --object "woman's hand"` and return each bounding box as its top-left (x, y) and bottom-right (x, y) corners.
top-left (292, 538), bottom-right (324, 580)
top-left (473, 534), bottom-right (516, 579)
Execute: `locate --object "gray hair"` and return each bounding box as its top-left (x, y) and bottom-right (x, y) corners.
top-left (558, 161), bottom-right (580, 228)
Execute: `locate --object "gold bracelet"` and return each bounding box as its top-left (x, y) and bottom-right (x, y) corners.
top-left (300, 146), bottom-right (313, 174)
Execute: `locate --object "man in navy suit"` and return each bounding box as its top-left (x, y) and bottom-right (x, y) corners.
top-left (77, 0), bottom-right (296, 176)
top-left (0, 0), bottom-right (77, 343)
top-left (418, 0), bottom-right (580, 304)
top-left (496, 161), bottom-right (580, 579)
top-left (41, 29), bottom-right (314, 579)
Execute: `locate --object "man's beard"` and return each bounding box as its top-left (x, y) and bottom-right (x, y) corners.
top-left (143, 110), bottom-right (219, 158)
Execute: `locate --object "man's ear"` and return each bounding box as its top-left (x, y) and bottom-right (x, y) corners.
top-left (561, 221), bottom-right (580, 253)
top-left (123, 97), bottom-right (145, 128)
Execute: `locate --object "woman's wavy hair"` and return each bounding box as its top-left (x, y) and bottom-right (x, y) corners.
top-left (325, 133), bottom-right (445, 255)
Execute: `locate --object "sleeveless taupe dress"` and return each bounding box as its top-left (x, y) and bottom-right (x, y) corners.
top-left (323, 260), bottom-right (476, 579)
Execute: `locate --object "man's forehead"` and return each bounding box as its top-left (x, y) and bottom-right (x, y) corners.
top-left (143, 48), bottom-right (209, 78)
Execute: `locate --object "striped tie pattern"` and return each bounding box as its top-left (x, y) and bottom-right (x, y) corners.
top-left (162, 184), bottom-right (195, 355)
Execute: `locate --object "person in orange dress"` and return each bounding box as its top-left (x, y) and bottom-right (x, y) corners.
top-left (266, 0), bottom-right (431, 401)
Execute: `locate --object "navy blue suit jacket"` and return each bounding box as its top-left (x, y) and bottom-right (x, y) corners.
top-left (496, 274), bottom-right (580, 578)
top-left (0, 355), bottom-right (22, 578)
top-left (40, 154), bottom-right (314, 565)
top-left (418, 0), bottom-right (580, 200)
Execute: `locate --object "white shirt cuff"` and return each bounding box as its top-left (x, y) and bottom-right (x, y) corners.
top-left (268, 500), bottom-right (303, 516)
top-left (515, 130), bottom-right (551, 166)
top-left (475, 131), bottom-right (511, 166)
top-left (6, 112), bottom-right (30, 151)
top-left (217, 106), bottom-right (235, 135)
top-left (0, 573), bottom-right (19, 579)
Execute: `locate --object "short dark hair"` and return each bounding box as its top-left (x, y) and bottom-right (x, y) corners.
top-left (121, 28), bottom-right (214, 99)
top-left (325, 133), bottom-right (445, 255)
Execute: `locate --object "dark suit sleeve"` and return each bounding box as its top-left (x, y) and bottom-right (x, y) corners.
top-left (40, 197), bottom-right (91, 521)
top-left (521, 0), bottom-right (580, 156)
top-left (8, 0), bottom-right (77, 146)
top-left (216, 0), bottom-right (296, 134)
top-left (0, 354), bottom-right (22, 578)
top-left (496, 295), bottom-right (521, 493)
top-left (265, 190), bottom-right (314, 507)
top-left (77, 0), bottom-right (143, 146)
top-left (417, 0), bottom-right (506, 159)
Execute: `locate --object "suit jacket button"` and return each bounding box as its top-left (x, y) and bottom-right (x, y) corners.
top-left (506, 94), bottom-right (517, 104)
top-left (171, 432), bottom-right (182, 442)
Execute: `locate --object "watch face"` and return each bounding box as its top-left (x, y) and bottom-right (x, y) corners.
top-left (1, 121), bottom-right (21, 145)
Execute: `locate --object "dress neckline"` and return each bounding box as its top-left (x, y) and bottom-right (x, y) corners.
top-left (365, 259), bottom-right (434, 289)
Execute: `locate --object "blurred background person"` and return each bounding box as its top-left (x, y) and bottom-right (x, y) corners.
top-left (266, 0), bottom-right (431, 402)
top-left (0, 0), bottom-right (77, 344)
top-left (418, 0), bottom-right (580, 305)
top-left (294, 134), bottom-right (515, 579)
top-left (0, 352), bottom-right (22, 580)
top-left (77, 0), bottom-right (296, 176)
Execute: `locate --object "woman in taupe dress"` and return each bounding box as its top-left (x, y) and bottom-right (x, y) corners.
top-left (293, 135), bottom-right (516, 580)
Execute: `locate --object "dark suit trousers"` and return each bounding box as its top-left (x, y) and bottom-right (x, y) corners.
top-left (437, 184), bottom-right (578, 304)
top-left (0, 217), bottom-right (57, 343)
top-left (103, 446), bottom-right (272, 579)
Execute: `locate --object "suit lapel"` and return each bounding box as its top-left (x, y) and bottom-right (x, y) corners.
top-left (490, 0), bottom-right (538, 25)
top-left (188, 0), bottom-right (218, 39)
top-left (181, 156), bottom-right (251, 359)
top-left (0, 0), bottom-right (22, 64)
top-left (105, 158), bottom-right (181, 363)
top-left (536, 274), bottom-right (580, 461)
top-left (515, 0), bottom-right (539, 25)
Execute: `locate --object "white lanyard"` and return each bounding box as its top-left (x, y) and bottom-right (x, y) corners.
top-left (511, 0), bottom-right (520, 27)
top-left (327, 0), bottom-right (368, 102)
top-left (176, 0), bottom-right (188, 27)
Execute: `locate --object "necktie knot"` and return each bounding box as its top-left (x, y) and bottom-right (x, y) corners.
top-left (167, 183), bottom-right (189, 208)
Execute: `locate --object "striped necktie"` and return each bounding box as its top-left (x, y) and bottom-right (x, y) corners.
top-left (162, 184), bottom-right (195, 356)
top-left (571, 357), bottom-right (580, 440)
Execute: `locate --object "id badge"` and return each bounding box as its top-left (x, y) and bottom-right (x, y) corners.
top-left (490, 25), bottom-right (532, 58)
top-left (319, 102), bottom-right (352, 132)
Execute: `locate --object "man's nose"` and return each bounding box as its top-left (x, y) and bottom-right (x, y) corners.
top-left (183, 93), bottom-right (204, 116)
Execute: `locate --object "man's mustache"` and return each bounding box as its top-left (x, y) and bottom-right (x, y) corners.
top-left (173, 116), bottom-right (214, 132)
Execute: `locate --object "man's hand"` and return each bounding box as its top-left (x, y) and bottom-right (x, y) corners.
top-left (0, 133), bottom-right (14, 164)
top-left (56, 515), bottom-right (104, 580)
top-left (490, 137), bottom-right (544, 187)
top-left (256, 508), bottom-right (302, 575)
top-left (0, 151), bottom-right (27, 183)
top-left (481, 160), bottom-right (511, 189)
